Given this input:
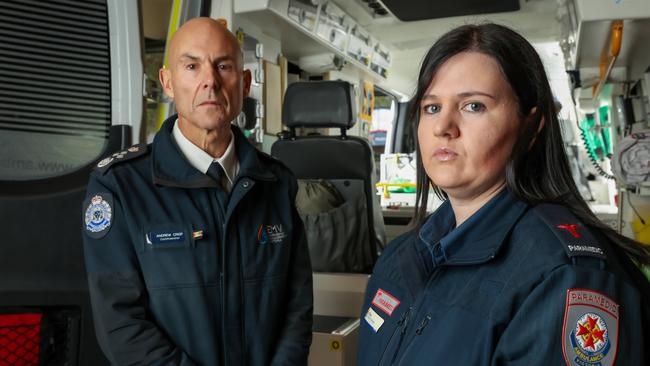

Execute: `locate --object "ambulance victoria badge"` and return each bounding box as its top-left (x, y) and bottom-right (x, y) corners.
top-left (85, 194), bottom-right (112, 237)
top-left (563, 289), bottom-right (619, 366)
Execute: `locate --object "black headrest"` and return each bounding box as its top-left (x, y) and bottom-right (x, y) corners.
top-left (282, 81), bottom-right (356, 129)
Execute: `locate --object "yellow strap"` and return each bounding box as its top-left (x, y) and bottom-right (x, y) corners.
top-left (155, 0), bottom-right (183, 130)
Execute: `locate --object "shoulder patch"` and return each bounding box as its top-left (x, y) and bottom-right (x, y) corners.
top-left (83, 192), bottom-right (114, 239)
top-left (534, 204), bottom-right (607, 260)
top-left (95, 143), bottom-right (148, 174)
top-left (562, 289), bottom-right (619, 366)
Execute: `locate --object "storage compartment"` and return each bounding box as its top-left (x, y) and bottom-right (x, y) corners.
top-left (309, 315), bottom-right (359, 366)
top-left (0, 307), bottom-right (80, 366)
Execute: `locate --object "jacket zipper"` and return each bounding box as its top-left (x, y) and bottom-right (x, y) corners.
top-left (391, 267), bottom-right (442, 365)
top-left (219, 271), bottom-right (226, 365)
top-left (213, 189), bottom-right (228, 366)
top-left (376, 306), bottom-right (413, 366)
top-left (221, 182), bottom-right (248, 366)
top-left (392, 314), bottom-right (432, 365)
top-left (415, 315), bottom-right (431, 335)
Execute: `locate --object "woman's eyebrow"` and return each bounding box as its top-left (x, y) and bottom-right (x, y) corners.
top-left (421, 91), bottom-right (496, 101)
top-left (457, 91), bottom-right (496, 99)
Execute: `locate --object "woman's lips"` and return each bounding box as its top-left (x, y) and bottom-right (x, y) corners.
top-left (433, 147), bottom-right (458, 161)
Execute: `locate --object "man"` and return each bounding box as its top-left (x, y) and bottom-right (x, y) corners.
top-left (82, 18), bottom-right (313, 365)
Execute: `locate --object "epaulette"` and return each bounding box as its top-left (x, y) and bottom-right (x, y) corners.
top-left (95, 143), bottom-right (148, 174)
top-left (257, 150), bottom-right (290, 171)
top-left (257, 150), bottom-right (280, 163)
top-left (534, 203), bottom-right (607, 261)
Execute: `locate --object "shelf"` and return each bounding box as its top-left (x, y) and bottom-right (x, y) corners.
top-left (234, 0), bottom-right (388, 81)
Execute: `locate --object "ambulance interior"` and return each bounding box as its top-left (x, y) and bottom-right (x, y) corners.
top-left (138, 1), bottom-right (650, 363)
top-left (1, 0), bottom-right (650, 364)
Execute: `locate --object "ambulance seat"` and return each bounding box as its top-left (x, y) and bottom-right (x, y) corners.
top-left (271, 80), bottom-right (383, 273)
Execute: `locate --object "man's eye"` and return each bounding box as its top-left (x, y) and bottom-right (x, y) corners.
top-left (422, 104), bottom-right (440, 114)
top-left (185, 64), bottom-right (197, 70)
top-left (218, 63), bottom-right (233, 71)
top-left (463, 102), bottom-right (485, 113)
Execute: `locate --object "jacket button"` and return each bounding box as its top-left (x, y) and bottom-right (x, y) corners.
top-left (242, 181), bottom-right (250, 188)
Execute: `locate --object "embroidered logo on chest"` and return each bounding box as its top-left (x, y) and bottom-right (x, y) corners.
top-left (257, 224), bottom-right (287, 244)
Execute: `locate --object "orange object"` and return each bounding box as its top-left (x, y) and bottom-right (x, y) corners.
top-left (593, 20), bottom-right (623, 98)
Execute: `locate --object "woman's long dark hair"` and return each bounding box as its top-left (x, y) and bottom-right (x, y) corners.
top-left (411, 23), bottom-right (650, 265)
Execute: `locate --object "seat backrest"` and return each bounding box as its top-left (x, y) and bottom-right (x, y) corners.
top-left (271, 81), bottom-right (381, 273)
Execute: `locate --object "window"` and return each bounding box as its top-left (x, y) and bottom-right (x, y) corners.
top-left (369, 87), bottom-right (397, 175)
top-left (0, 0), bottom-right (111, 181)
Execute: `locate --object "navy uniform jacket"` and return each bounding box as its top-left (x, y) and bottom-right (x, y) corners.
top-left (358, 190), bottom-right (650, 365)
top-left (82, 116), bottom-right (313, 366)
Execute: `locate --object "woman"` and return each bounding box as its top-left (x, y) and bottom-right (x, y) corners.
top-left (357, 23), bottom-right (650, 365)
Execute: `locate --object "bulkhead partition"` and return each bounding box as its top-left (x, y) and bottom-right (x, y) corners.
top-left (0, 0), bottom-right (139, 364)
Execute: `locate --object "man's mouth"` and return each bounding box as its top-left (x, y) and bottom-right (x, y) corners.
top-left (199, 100), bottom-right (223, 106)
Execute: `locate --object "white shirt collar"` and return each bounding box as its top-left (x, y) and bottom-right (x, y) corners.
top-left (172, 119), bottom-right (239, 191)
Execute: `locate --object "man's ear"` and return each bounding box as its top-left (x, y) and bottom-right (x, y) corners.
top-left (159, 67), bottom-right (174, 99)
top-left (242, 69), bottom-right (252, 98)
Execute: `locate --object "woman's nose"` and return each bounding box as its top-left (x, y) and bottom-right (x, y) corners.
top-left (432, 109), bottom-right (460, 139)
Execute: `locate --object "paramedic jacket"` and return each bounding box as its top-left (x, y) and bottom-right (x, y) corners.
top-left (82, 116), bottom-right (313, 366)
top-left (357, 189), bottom-right (650, 366)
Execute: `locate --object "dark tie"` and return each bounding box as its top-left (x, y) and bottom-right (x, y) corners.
top-left (206, 161), bottom-right (226, 188)
top-left (206, 161), bottom-right (229, 213)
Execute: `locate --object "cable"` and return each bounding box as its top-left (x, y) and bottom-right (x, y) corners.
top-left (580, 128), bottom-right (615, 180)
top-left (627, 191), bottom-right (646, 225)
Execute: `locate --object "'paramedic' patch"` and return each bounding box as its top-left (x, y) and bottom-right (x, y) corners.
top-left (372, 288), bottom-right (400, 316)
top-left (562, 289), bottom-right (619, 366)
top-left (146, 230), bottom-right (186, 245)
top-left (364, 307), bottom-right (384, 333)
top-left (84, 193), bottom-right (113, 239)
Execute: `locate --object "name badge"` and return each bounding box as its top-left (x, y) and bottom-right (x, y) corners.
top-left (372, 288), bottom-right (400, 316)
top-left (364, 307), bottom-right (384, 333)
top-left (146, 230), bottom-right (186, 245)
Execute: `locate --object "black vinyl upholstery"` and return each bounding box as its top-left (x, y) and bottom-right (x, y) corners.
top-left (272, 137), bottom-right (371, 180)
top-left (282, 81), bottom-right (356, 129)
top-left (272, 81), bottom-right (379, 272)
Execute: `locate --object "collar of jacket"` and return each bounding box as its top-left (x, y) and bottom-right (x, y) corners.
top-left (152, 115), bottom-right (276, 188)
top-left (418, 189), bottom-right (529, 266)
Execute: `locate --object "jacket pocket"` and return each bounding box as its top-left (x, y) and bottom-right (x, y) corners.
top-left (300, 179), bottom-right (371, 272)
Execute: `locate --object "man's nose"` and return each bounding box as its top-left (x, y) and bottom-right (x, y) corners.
top-left (202, 66), bottom-right (221, 90)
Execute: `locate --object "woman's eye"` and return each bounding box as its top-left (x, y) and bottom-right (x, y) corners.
top-left (422, 104), bottom-right (440, 114)
top-left (463, 102), bottom-right (485, 113)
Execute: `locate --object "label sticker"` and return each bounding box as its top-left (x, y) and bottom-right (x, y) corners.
top-left (372, 288), bottom-right (401, 316)
top-left (329, 339), bottom-right (342, 352)
top-left (364, 307), bottom-right (384, 333)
